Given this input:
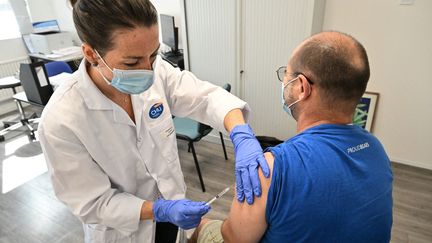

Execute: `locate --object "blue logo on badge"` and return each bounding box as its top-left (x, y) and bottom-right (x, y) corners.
top-left (149, 103), bottom-right (164, 119)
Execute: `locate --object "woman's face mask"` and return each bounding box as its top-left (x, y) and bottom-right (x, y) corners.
top-left (94, 50), bottom-right (155, 94)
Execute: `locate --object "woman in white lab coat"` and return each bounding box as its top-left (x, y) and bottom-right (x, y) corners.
top-left (38, 1), bottom-right (270, 243)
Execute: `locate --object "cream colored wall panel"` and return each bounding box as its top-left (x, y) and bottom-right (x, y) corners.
top-left (242, 0), bottom-right (325, 140)
top-left (185, 0), bottom-right (237, 90)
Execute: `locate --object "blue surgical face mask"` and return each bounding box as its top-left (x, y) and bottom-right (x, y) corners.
top-left (281, 76), bottom-right (301, 118)
top-left (94, 50), bottom-right (155, 94)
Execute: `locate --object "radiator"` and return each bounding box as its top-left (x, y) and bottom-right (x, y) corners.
top-left (0, 57), bottom-right (30, 115)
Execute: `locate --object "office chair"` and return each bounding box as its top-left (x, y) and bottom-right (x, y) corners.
top-left (44, 61), bottom-right (73, 77)
top-left (0, 77), bottom-right (23, 142)
top-left (173, 83), bottom-right (231, 192)
top-left (0, 62), bottom-right (72, 142)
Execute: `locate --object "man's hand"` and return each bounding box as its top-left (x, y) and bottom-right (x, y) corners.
top-left (153, 199), bottom-right (211, 229)
top-left (230, 124), bottom-right (270, 204)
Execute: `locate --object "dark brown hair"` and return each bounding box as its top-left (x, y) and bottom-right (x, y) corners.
top-left (290, 31), bottom-right (370, 107)
top-left (69, 0), bottom-right (158, 55)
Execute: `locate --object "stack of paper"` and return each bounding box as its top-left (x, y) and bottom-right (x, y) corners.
top-left (52, 46), bottom-right (82, 56)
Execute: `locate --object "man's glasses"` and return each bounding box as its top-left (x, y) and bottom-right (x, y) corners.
top-left (276, 66), bottom-right (314, 84)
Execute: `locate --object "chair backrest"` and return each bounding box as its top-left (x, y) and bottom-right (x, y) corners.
top-left (256, 136), bottom-right (283, 150)
top-left (197, 83), bottom-right (232, 135)
top-left (44, 61), bottom-right (73, 77)
top-left (19, 62), bottom-right (53, 105)
top-left (222, 83), bottom-right (231, 93)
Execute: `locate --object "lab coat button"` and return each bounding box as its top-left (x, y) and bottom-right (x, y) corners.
top-left (137, 137), bottom-right (142, 143)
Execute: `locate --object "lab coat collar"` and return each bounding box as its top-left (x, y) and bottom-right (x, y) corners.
top-left (75, 57), bottom-right (162, 128)
top-left (76, 59), bottom-right (115, 111)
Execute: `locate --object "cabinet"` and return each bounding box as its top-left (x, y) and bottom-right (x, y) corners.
top-left (184, 0), bottom-right (325, 139)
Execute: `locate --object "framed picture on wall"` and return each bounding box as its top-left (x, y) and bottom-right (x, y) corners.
top-left (352, 91), bottom-right (379, 132)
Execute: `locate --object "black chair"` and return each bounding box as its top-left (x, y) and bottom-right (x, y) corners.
top-left (256, 136), bottom-right (283, 150)
top-left (173, 83), bottom-right (231, 192)
top-left (0, 61), bottom-right (73, 142)
top-left (0, 77), bottom-right (25, 142)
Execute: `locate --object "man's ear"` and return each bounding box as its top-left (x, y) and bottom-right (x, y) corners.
top-left (82, 43), bottom-right (98, 66)
top-left (298, 74), bottom-right (312, 100)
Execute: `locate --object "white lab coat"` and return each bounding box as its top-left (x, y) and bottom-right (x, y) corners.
top-left (38, 56), bottom-right (249, 243)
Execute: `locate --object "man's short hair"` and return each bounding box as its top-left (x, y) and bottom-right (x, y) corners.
top-left (290, 31), bottom-right (370, 107)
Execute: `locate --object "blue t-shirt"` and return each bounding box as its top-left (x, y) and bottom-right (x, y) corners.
top-left (261, 124), bottom-right (393, 243)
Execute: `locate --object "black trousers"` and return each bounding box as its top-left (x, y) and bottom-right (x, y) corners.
top-left (155, 222), bottom-right (178, 243)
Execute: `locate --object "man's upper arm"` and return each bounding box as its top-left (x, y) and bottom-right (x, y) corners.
top-left (222, 152), bottom-right (275, 243)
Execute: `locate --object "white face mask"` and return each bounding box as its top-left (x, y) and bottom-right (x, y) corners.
top-left (281, 76), bottom-right (301, 118)
top-left (94, 50), bottom-right (155, 94)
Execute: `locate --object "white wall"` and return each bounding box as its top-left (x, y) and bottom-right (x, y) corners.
top-left (49, 0), bottom-right (80, 44)
top-left (185, 0), bottom-right (237, 88)
top-left (26, 0), bottom-right (56, 22)
top-left (44, 0), bottom-right (184, 50)
top-left (0, 38), bottom-right (28, 62)
top-left (0, 0), bottom-right (30, 63)
top-left (241, 0), bottom-right (325, 140)
top-left (323, 0), bottom-right (432, 169)
top-left (0, 0), bottom-right (60, 63)
top-left (10, 0), bottom-right (32, 34)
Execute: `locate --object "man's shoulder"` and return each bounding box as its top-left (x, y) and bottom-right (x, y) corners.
top-left (267, 135), bottom-right (312, 161)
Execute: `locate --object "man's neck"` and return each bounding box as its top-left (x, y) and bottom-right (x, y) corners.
top-left (296, 109), bottom-right (353, 133)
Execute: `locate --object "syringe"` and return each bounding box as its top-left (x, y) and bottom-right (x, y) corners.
top-left (206, 187), bottom-right (230, 206)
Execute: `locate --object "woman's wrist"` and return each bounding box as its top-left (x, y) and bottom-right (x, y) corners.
top-left (140, 201), bottom-right (154, 220)
top-left (224, 109), bottom-right (246, 133)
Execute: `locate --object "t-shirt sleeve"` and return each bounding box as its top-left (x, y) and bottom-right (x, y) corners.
top-left (265, 145), bottom-right (283, 224)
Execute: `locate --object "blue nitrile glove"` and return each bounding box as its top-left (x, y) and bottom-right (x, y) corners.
top-left (153, 199), bottom-right (211, 229)
top-left (230, 124), bottom-right (270, 205)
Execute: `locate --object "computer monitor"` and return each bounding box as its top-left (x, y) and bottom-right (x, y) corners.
top-left (19, 62), bottom-right (53, 105)
top-left (32, 20), bottom-right (61, 34)
top-left (160, 14), bottom-right (179, 54)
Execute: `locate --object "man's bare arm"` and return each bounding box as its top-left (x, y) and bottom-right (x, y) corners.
top-left (221, 152), bottom-right (275, 243)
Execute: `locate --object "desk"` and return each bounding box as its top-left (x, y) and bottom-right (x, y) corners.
top-left (13, 91), bottom-right (45, 108)
top-left (29, 52), bottom-right (83, 71)
top-left (0, 76), bottom-right (21, 93)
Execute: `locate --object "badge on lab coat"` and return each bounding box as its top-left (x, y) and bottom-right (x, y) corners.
top-left (149, 102), bottom-right (164, 119)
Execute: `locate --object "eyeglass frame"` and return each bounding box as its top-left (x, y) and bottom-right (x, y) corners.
top-left (276, 66), bottom-right (314, 85)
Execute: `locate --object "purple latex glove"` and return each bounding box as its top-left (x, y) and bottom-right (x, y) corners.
top-left (153, 199), bottom-right (211, 229)
top-left (230, 124), bottom-right (270, 204)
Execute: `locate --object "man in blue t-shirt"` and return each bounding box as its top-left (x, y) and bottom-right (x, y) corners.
top-left (190, 31), bottom-right (393, 243)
